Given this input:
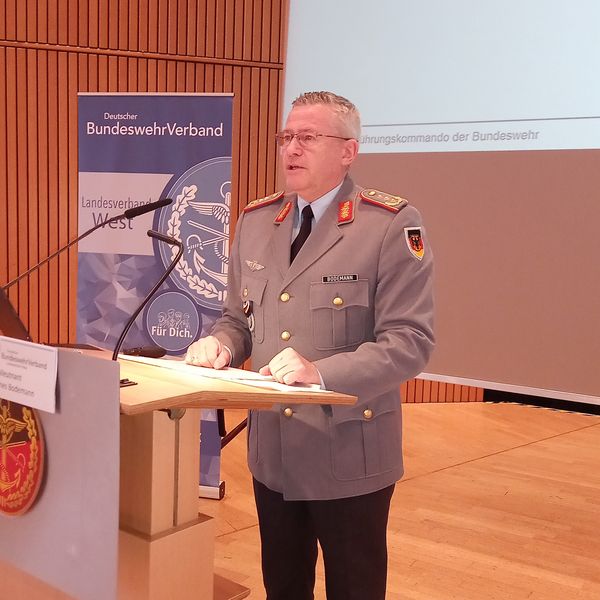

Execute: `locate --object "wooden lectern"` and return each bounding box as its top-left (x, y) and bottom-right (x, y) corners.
top-left (117, 356), bottom-right (356, 600)
top-left (0, 349), bottom-right (355, 600)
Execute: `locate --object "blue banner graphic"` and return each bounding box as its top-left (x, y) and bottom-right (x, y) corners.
top-left (77, 93), bottom-right (233, 490)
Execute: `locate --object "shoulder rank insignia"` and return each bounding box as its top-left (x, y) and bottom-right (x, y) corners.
top-left (244, 190), bottom-right (285, 213)
top-left (360, 189), bottom-right (408, 212)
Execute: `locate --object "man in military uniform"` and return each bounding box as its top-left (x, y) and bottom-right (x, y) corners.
top-left (186, 91), bottom-right (434, 600)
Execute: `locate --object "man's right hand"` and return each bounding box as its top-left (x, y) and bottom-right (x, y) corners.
top-left (185, 336), bottom-right (231, 370)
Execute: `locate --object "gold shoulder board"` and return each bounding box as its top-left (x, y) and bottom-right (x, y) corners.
top-left (244, 191), bottom-right (285, 213)
top-left (360, 189), bottom-right (408, 212)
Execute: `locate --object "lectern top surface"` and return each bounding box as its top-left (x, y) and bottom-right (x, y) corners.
top-left (117, 357), bottom-right (356, 415)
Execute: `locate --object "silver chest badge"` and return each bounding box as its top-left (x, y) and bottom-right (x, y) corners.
top-left (245, 260), bottom-right (265, 271)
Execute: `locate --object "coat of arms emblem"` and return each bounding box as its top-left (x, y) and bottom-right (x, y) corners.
top-left (157, 157), bottom-right (231, 311)
top-left (0, 400), bottom-right (45, 516)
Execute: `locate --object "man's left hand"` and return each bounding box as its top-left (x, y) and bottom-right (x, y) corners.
top-left (259, 347), bottom-right (321, 386)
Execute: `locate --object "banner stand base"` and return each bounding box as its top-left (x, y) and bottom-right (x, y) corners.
top-left (199, 481), bottom-right (225, 500)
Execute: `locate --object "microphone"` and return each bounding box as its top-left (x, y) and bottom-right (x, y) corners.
top-left (2, 198), bottom-right (173, 291)
top-left (124, 199), bottom-right (171, 220)
top-left (111, 230), bottom-right (184, 361)
top-left (122, 345), bottom-right (167, 359)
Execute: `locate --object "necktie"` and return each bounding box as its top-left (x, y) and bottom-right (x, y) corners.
top-left (290, 205), bottom-right (314, 262)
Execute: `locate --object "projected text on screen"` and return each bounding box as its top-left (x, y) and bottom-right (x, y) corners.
top-left (284, 1), bottom-right (600, 153)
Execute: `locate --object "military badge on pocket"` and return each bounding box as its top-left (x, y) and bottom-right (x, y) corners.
top-left (243, 299), bottom-right (255, 333)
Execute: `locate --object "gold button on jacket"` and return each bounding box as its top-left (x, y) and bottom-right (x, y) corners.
top-left (280, 292), bottom-right (290, 302)
top-left (283, 407), bottom-right (293, 417)
top-left (281, 330), bottom-right (291, 341)
top-left (363, 408), bottom-right (373, 420)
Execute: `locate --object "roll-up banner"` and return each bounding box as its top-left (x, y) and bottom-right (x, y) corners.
top-left (77, 93), bottom-right (233, 494)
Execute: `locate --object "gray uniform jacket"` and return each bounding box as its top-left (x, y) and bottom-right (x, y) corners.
top-left (212, 176), bottom-right (435, 500)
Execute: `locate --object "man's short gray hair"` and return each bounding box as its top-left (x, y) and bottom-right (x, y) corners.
top-left (292, 91), bottom-right (361, 140)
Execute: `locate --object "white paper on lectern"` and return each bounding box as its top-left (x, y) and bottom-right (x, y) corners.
top-left (0, 335), bottom-right (58, 413)
top-left (119, 354), bottom-right (330, 393)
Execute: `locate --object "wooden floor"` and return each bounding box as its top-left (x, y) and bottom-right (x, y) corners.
top-left (198, 403), bottom-right (600, 600)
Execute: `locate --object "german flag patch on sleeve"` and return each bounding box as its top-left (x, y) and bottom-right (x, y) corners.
top-left (404, 226), bottom-right (425, 260)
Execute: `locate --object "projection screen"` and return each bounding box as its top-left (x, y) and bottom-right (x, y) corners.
top-left (283, 0), bottom-right (600, 404)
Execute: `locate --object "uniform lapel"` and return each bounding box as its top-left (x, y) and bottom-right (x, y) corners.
top-left (269, 194), bottom-right (297, 279)
top-left (281, 178), bottom-right (357, 289)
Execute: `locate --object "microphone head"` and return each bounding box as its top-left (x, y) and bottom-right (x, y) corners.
top-left (122, 345), bottom-right (167, 359)
top-left (124, 198), bottom-right (172, 220)
top-left (147, 229), bottom-right (183, 248)
top-left (154, 198), bottom-right (172, 210)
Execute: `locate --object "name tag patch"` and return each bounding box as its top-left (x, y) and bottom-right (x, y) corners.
top-left (322, 274), bottom-right (358, 283)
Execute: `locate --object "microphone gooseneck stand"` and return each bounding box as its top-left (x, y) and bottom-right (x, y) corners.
top-left (2, 198), bottom-right (173, 292)
top-left (112, 230), bottom-right (184, 362)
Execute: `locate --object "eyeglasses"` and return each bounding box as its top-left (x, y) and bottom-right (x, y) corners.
top-left (275, 130), bottom-right (354, 147)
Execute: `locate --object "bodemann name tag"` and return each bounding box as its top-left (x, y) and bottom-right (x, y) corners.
top-left (322, 274), bottom-right (358, 283)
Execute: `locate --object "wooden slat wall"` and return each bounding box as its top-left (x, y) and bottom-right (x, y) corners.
top-left (0, 0), bottom-right (479, 403)
top-left (0, 0), bottom-right (288, 344)
top-left (402, 380), bottom-right (484, 403)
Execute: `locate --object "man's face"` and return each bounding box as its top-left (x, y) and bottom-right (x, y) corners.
top-left (280, 104), bottom-right (358, 202)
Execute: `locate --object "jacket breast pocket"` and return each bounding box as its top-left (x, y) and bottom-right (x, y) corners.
top-left (241, 275), bottom-right (267, 343)
top-left (309, 280), bottom-right (369, 350)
